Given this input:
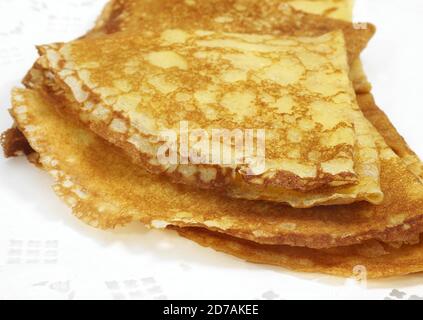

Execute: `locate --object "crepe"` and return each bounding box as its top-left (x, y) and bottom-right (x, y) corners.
top-left (350, 60), bottom-right (372, 94)
top-left (9, 88), bottom-right (423, 250)
top-left (175, 227), bottom-right (423, 279)
top-left (32, 30), bottom-right (387, 207)
top-left (5, 0), bottom-right (379, 207)
top-left (2, 0), bottom-right (370, 161)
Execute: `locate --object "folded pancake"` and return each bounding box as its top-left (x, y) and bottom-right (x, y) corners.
top-left (89, 0), bottom-right (374, 66)
top-left (312, 0), bottom-right (373, 95)
top-left (175, 227), bottom-right (423, 279)
top-left (9, 88), bottom-right (423, 250)
top-left (33, 30), bottom-right (386, 206)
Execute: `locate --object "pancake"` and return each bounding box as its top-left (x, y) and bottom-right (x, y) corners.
top-left (88, 0), bottom-right (373, 66)
top-left (9, 88), bottom-right (423, 250)
top-left (175, 227), bottom-right (423, 279)
top-left (2, 0), bottom-right (369, 161)
top-left (34, 30), bottom-right (385, 206)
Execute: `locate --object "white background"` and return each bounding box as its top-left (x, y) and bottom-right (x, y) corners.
top-left (0, 0), bottom-right (422, 300)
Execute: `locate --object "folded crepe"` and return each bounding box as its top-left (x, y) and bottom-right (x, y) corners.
top-left (9, 88), bottom-right (423, 251)
top-left (92, 0), bottom-right (375, 98)
top-left (29, 30), bottom-right (385, 207)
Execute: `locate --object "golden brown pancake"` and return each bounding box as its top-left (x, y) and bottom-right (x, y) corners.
top-left (15, 0), bottom-right (379, 208)
top-left (9, 88), bottom-right (423, 250)
top-left (81, 0), bottom-right (378, 201)
top-left (7, 88), bottom-right (423, 279)
top-left (22, 0), bottom-right (370, 98)
top-left (33, 30), bottom-right (385, 206)
top-left (7, 88), bottom-right (423, 278)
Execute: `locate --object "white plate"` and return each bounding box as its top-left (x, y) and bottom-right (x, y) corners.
top-left (0, 0), bottom-right (422, 300)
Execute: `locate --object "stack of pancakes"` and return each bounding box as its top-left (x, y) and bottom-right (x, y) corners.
top-left (2, 0), bottom-right (423, 278)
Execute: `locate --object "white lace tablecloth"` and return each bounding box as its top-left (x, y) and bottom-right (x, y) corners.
top-left (0, 0), bottom-right (422, 300)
